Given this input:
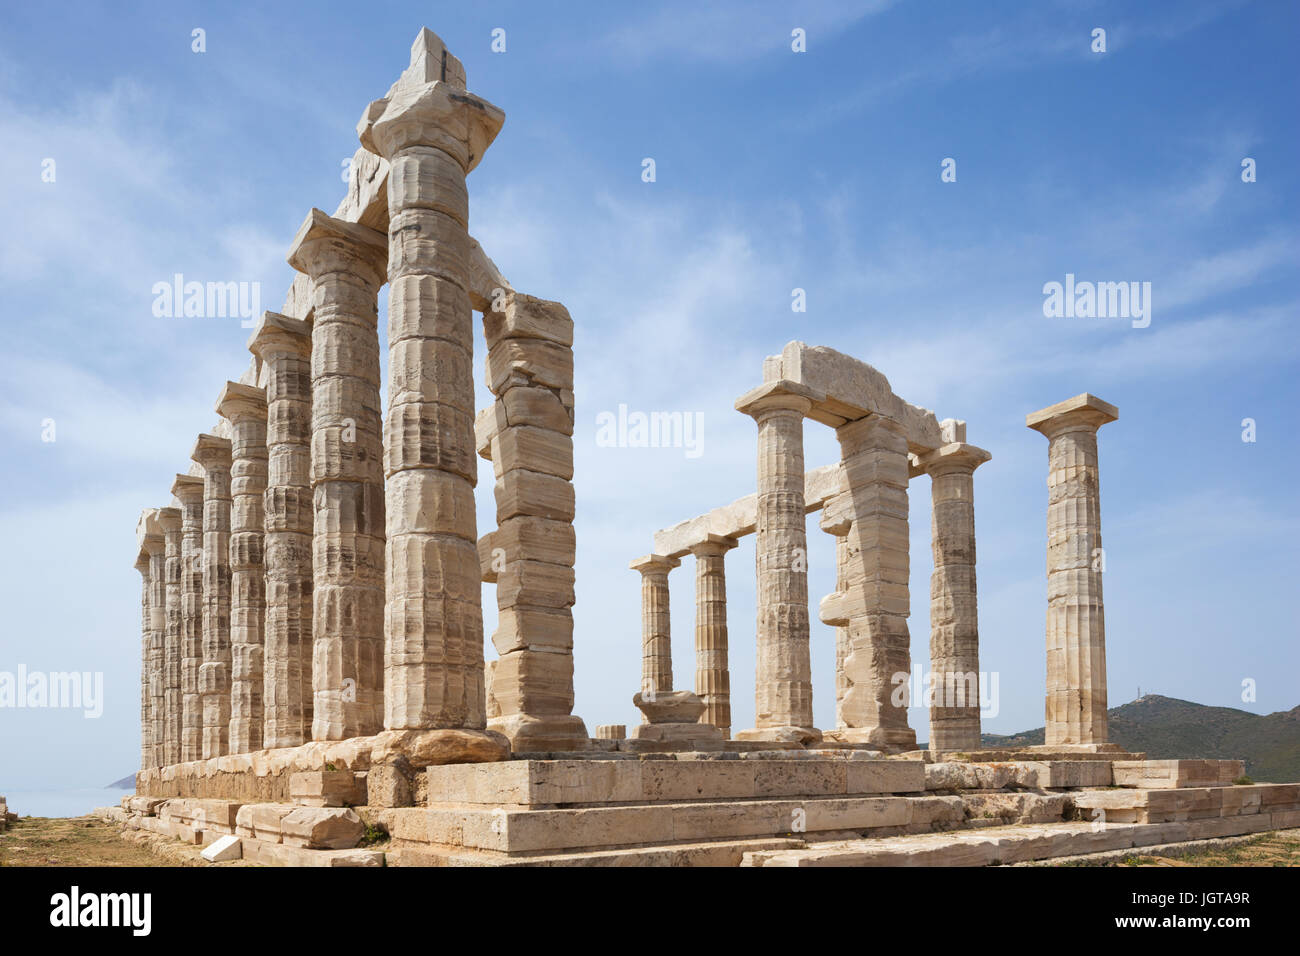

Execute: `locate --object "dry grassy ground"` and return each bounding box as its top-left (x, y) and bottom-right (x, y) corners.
top-left (1118, 831), bottom-right (1300, 867)
top-left (0, 815), bottom-right (250, 867)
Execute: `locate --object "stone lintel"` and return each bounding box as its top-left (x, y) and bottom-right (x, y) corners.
top-left (286, 207), bottom-right (387, 276)
top-left (190, 433), bottom-right (232, 466)
top-left (1026, 393), bottom-right (1118, 435)
top-left (215, 381), bottom-right (267, 422)
top-left (247, 311), bottom-right (311, 357)
top-left (629, 554), bottom-right (680, 575)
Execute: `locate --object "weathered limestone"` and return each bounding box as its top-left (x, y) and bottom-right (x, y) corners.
top-left (171, 475), bottom-right (206, 762)
top-left (735, 382), bottom-right (820, 745)
top-left (217, 383), bottom-right (269, 755)
top-left (249, 313), bottom-right (315, 749)
top-left (157, 507), bottom-right (184, 766)
top-left (691, 535), bottom-right (738, 737)
top-left (475, 294), bottom-right (587, 750)
top-left (133, 546), bottom-right (153, 770)
top-left (287, 209), bottom-right (388, 741)
top-left (819, 497), bottom-right (852, 729)
top-left (357, 40), bottom-right (499, 735)
top-left (823, 414), bottom-right (916, 750)
top-left (630, 554), bottom-right (678, 704)
top-left (136, 510), bottom-right (167, 769)
top-left (916, 421), bottom-right (990, 753)
top-left (1027, 394), bottom-right (1118, 747)
top-left (191, 434), bottom-right (234, 759)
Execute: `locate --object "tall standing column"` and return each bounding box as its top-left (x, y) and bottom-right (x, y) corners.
top-left (827, 414), bottom-right (916, 751)
top-left (287, 209), bottom-right (388, 740)
top-left (358, 41), bottom-right (505, 733)
top-left (157, 507), bottom-right (183, 766)
top-left (917, 424), bottom-right (990, 753)
top-left (171, 475), bottom-right (205, 761)
top-left (138, 512), bottom-right (167, 768)
top-left (818, 494), bottom-right (852, 730)
top-left (1027, 394), bottom-right (1118, 747)
top-left (630, 554), bottom-right (679, 705)
top-left (735, 382), bottom-right (819, 744)
top-left (691, 535), bottom-right (737, 736)
top-left (134, 548), bottom-right (152, 770)
top-left (250, 313), bottom-right (314, 749)
top-left (192, 434), bottom-right (233, 759)
top-left (218, 383), bottom-right (268, 754)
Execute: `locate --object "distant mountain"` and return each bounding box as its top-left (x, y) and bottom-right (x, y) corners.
top-left (982, 695), bottom-right (1300, 782)
top-left (107, 775), bottom-right (135, 789)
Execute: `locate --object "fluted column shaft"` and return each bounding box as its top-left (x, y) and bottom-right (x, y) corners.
top-left (171, 475), bottom-right (206, 762)
top-left (134, 550), bottom-right (151, 770)
top-left (251, 315), bottom-right (314, 749)
top-left (288, 210), bottom-right (388, 740)
top-left (691, 537), bottom-right (736, 736)
top-left (1028, 395), bottom-right (1118, 747)
top-left (218, 383), bottom-right (268, 754)
top-left (158, 508), bottom-right (183, 765)
top-left (921, 441), bottom-right (990, 752)
top-left (832, 415), bottom-right (916, 750)
top-left (736, 386), bottom-right (817, 742)
top-left (631, 554), bottom-right (678, 703)
top-left (192, 435), bottom-right (233, 759)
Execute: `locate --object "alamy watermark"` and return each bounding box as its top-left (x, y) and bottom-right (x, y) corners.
top-left (151, 274), bottom-right (262, 328)
top-left (0, 666), bottom-right (103, 718)
top-left (1042, 273), bottom-right (1151, 328)
top-left (595, 404), bottom-right (703, 459)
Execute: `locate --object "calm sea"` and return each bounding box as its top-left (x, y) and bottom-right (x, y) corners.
top-left (2, 788), bottom-right (131, 818)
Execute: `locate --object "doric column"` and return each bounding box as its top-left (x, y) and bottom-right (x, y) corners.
top-left (191, 434), bottom-right (233, 759)
top-left (157, 506), bottom-right (183, 766)
top-left (287, 209), bottom-right (388, 740)
top-left (818, 494), bottom-right (853, 730)
top-left (249, 313), bottom-right (314, 749)
top-left (171, 474), bottom-right (206, 762)
top-left (1027, 393), bottom-right (1118, 747)
top-left (476, 293), bottom-right (587, 750)
top-left (690, 535), bottom-right (737, 737)
top-left (825, 414), bottom-right (916, 751)
top-left (137, 512), bottom-right (166, 768)
top-left (735, 381), bottom-right (819, 744)
top-left (358, 41), bottom-right (505, 735)
top-left (630, 554), bottom-right (679, 704)
top-left (917, 422), bottom-right (990, 753)
top-left (217, 382), bottom-right (268, 754)
top-left (133, 548), bottom-right (152, 770)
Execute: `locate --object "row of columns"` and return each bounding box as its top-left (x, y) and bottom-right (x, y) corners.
top-left (135, 47), bottom-right (587, 770)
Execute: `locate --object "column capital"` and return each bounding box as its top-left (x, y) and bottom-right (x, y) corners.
top-left (688, 534), bottom-right (739, 558)
top-left (286, 208), bottom-right (387, 285)
top-left (1026, 393), bottom-right (1118, 438)
top-left (215, 381), bottom-right (267, 424)
top-left (136, 508), bottom-right (164, 554)
top-left (914, 442), bottom-right (992, 478)
top-left (630, 553), bottom-right (680, 576)
top-left (735, 379), bottom-right (818, 419)
top-left (170, 473), bottom-right (205, 503)
top-left (357, 79), bottom-right (505, 173)
top-left (134, 549), bottom-right (150, 574)
top-left (247, 311), bottom-right (310, 360)
top-left (156, 507), bottom-right (182, 535)
top-left (190, 433), bottom-right (232, 469)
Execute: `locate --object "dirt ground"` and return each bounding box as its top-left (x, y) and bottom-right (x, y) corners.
top-left (0, 814), bottom-right (250, 867)
top-left (1117, 831), bottom-right (1300, 867)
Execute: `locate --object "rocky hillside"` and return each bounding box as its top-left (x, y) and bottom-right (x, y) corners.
top-left (982, 695), bottom-right (1300, 782)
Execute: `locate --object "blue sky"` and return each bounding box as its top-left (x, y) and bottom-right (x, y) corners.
top-left (0, 0), bottom-right (1296, 790)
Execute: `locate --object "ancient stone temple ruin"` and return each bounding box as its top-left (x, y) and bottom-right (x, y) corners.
top-left (116, 29), bottom-right (1299, 867)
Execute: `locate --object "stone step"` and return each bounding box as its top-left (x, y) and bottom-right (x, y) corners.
top-left (1111, 759), bottom-right (1244, 789)
top-left (382, 793), bottom-right (984, 854)
top-left (924, 760), bottom-right (1112, 790)
top-left (387, 836), bottom-right (803, 867)
top-left (742, 813), bottom-right (1300, 867)
top-left (1072, 783), bottom-right (1300, 823)
top-left (427, 756), bottom-right (926, 807)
